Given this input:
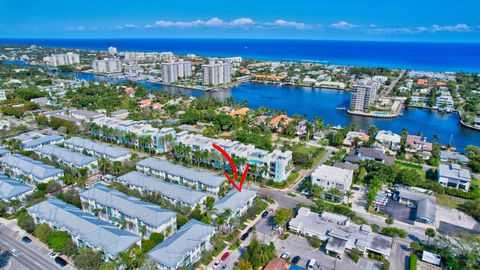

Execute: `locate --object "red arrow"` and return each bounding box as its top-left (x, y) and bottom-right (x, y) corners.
top-left (212, 143), bottom-right (250, 192)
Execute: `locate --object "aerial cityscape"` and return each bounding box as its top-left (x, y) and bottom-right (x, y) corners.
top-left (0, 1), bottom-right (479, 270)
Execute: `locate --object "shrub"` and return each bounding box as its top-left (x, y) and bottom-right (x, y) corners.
top-left (409, 254), bottom-right (418, 270)
top-left (150, 232), bottom-right (165, 244)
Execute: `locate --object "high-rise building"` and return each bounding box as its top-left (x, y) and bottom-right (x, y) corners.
top-left (161, 61), bottom-right (192, 83)
top-left (202, 63), bottom-right (232, 86)
top-left (93, 59), bottom-right (122, 73)
top-left (107, 46), bottom-right (117, 56)
top-left (42, 53), bottom-right (80, 66)
top-left (349, 80), bottom-right (379, 112)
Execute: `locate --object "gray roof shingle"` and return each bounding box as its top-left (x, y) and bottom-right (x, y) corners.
top-left (36, 144), bottom-right (97, 167)
top-left (0, 154), bottom-right (64, 181)
top-left (213, 189), bottom-right (256, 215)
top-left (64, 137), bottom-right (131, 159)
top-left (0, 174), bottom-right (33, 201)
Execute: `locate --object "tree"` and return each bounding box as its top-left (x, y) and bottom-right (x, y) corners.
top-left (205, 196), bottom-right (215, 210)
top-left (274, 208), bottom-right (293, 228)
top-left (311, 184), bottom-right (323, 198)
top-left (17, 211), bottom-right (35, 233)
top-left (410, 242), bottom-right (421, 253)
top-left (112, 161), bottom-right (123, 175)
top-left (33, 223), bottom-right (52, 243)
top-left (238, 259), bottom-right (252, 270)
top-left (74, 248), bottom-right (104, 270)
top-left (385, 217), bottom-right (394, 227)
top-left (98, 158), bottom-right (109, 174)
top-left (150, 232), bottom-right (164, 244)
top-left (425, 228), bottom-right (436, 245)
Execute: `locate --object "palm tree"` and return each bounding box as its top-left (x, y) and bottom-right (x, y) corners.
top-left (98, 158), bottom-right (109, 174)
top-left (345, 190), bottom-right (354, 204)
top-left (112, 161), bottom-right (123, 176)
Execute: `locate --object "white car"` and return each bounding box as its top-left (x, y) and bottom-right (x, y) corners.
top-left (48, 252), bottom-right (57, 259)
top-left (307, 259), bottom-right (316, 270)
top-left (213, 260), bottom-right (222, 268)
top-left (280, 252), bottom-right (290, 259)
top-left (10, 248), bottom-right (19, 256)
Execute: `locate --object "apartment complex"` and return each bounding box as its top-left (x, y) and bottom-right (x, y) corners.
top-left (20, 134), bottom-right (64, 151)
top-left (0, 154), bottom-right (64, 184)
top-left (176, 131), bottom-right (293, 182)
top-left (80, 186), bottom-right (177, 237)
top-left (93, 59), bottom-right (122, 73)
top-left (311, 165), bottom-right (353, 202)
top-left (437, 163), bottom-right (472, 191)
top-left (116, 171), bottom-right (208, 209)
top-left (161, 61), bottom-right (192, 83)
top-left (136, 157), bottom-right (225, 195)
top-left (35, 144), bottom-right (98, 173)
top-left (148, 219), bottom-right (215, 270)
top-left (349, 80), bottom-right (380, 112)
top-left (28, 198), bottom-right (141, 261)
top-left (202, 63), bottom-right (232, 85)
top-left (63, 137), bottom-right (131, 162)
top-left (43, 53), bottom-right (80, 66)
top-left (213, 189), bottom-right (257, 218)
top-left (0, 174), bottom-right (33, 202)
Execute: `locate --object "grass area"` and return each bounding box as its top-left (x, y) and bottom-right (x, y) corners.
top-left (436, 195), bottom-right (463, 209)
top-left (395, 160), bottom-right (426, 181)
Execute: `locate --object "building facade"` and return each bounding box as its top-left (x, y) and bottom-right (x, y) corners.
top-left (349, 80), bottom-right (380, 112)
top-left (93, 59), bottom-right (122, 73)
top-left (202, 63), bottom-right (232, 85)
top-left (43, 53), bottom-right (80, 66)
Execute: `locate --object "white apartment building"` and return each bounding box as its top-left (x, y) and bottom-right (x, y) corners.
top-left (349, 80), bottom-right (380, 112)
top-left (43, 52), bottom-right (80, 66)
top-left (93, 59), bottom-right (122, 73)
top-left (80, 186), bottom-right (177, 237)
top-left (35, 144), bottom-right (98, 173)
top-left (202, 63), bottom-right (232, 85)
top-left (63, 137), bottom-right (131, 162)
top-left (176, 131), bottom-right (293, 182)
top-left (311, 165), bottom-right (353, 202)
top-left (161, 61), bottom-right (192, 83)
top-left (0, 154), bottom-right (64, 184)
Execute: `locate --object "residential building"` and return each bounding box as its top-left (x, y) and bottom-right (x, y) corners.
top-left (394, 188), bottom-right (436, 225)
top-left (342, 131), bottom-right (369, 148)
top-left (311, 165), bottom-right (353, 202)
top-left (28, 198), bottom-right (141, 261)
top-left (263, 259), bottom-right (290, 270)
top-left (375, 130), bottom-right (401, 151)
top-left (176, 131), bottom-right (293, 182)
top-left (406, 135), bottom-right (433, 159)
top-left (20, 134), bottom-right (64, 151)
top-left (35, 144), bottom-right (98, 173)
top-left (0, 174), bottom-right (34, 202)
top-left (202, 63), bottom-right (232, 85)
top-left (70, 109), bottom-right (105, 121)
top-left (43, 53), bottom-right (80, 66)
top-left (159, 52), bottom-right (174, 62)
top-left (148, 219), bottom-right (215, 270)
top-left (289, 208), bottom-right (392, 259)
top-left (349, 80), bottom-right (380, 112)
top-left (93, 59), bottom-right (122, 73)
top-left (116, 171), bottom-right (208, 209)
top-left (475, 117), bottom-right (480, 128)
top-left (440, 151), bottom-right (469, 164)
top-left (345, 147), bottom-right (395, 165)
top-left (0, 154), bottom-right (64, 184)
top-left (110, 109), bottom-right (129, 120)
top-left (213, 189), bottom-right (256, 219)
top-left (437, 164), bottom-right (472, 191)
top-left (136, 157), bottom-right (225, 195)
top-left (63, 137), bottom-right (131, 162)
top-left (107, 46), bottom-right (117, 56)
top-left (161, 61), bottom-right (192, 83)
top-left (80, 186), bottom-right (177, 237)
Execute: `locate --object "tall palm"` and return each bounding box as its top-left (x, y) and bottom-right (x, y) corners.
top-left (98, 158), bottom-right (109, 174)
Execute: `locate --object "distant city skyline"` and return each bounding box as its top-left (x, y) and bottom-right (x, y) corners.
top-left (1, 0), bottom-right (479, 42)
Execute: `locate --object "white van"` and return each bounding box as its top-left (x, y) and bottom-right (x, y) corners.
top-left (307, 259), bottom-right (316, 270)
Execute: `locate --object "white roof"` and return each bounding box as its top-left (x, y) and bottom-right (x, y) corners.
top-left (311, 165), bottom-right (352, 184)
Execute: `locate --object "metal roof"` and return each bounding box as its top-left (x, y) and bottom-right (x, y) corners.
top-left (213, 189), bottom-right (256, 215)
top-left (36, 144), bottom-right (97, 167)
top-left (21, 134), bottom-right (64, 149)
top-left (0, 154), bottom-right (64, 181)
top-left (64, 137), bottom-right (131, 159)
top-left (0, 174), bottom-right (33, 201)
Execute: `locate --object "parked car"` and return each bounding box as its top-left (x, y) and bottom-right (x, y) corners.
top-left (21, 236), bottom-right (32, 244)
top-left (221, 265), bottom-right (228, 270)
top-left (240, 232), bottom-right (249, 241)
top-left (213, 260), bottom-right (222, 268)
top-left (291, 256), bottom-right (301, 264)
top-left (220, 252), bottom-right (230, 261)
top-left (280, 252), bottom-right (290, 259)
top-left (10, 248), bottom-right (19, 256)
top-left (48, 252), bottom-right (57, 259)
top-left (307, 259), bottom-right (316, 270)
top-left (261, 211), bottom-right (269, 218)
top-left (54, 256), bottom-right (68, 267)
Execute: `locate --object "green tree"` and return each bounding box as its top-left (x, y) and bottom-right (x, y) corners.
top-left (385, 217), bottom-right (394, 227)
top-left (74, 248), bottom-right (104, 270)
top-left (33, 223), bottom-right (52, 243)
top-left (149, 232), bottom-right (165, 244)
top-left (425, 228), bottom-right (436, 245)
top-left (274, 208), bottom-right (293, 228)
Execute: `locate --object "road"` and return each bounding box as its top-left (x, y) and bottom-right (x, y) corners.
top-left (385, 70), bottom-right (406, 97)
top-left (0, 224), bottom-right (63, 270)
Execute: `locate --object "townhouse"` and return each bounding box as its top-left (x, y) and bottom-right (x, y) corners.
top-left (80, 186), bottom-right (177, 237)
top-left (63, 137), bottom-right (131, 162)
top-left (35, 144), bottom-right (98, 173)
top-left (437, 163), bottom-right (472, 191)
top-left (0, 154), bottom-right (64, 184)
top-left (116, 171), bottom-right (208, 209)
top-left (21, 134), bottom-right (64, 151)
top-left (213, 189), bottom-right (257, 219)
top-left (28, 198), bottom-right (141, 261)
top-left (176, 131), bottom-right (293, 182)
top-left (148, 219), bottom-right (215, 270)
top-left (136, 157), bottom-right (225, 195)
top-left (0, 174), bottom-right (34, 202)
top-left (311, 165), bottom-right (353, 203)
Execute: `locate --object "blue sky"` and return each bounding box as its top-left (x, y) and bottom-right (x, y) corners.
top-left (1, 0), bottom-right (479, 42)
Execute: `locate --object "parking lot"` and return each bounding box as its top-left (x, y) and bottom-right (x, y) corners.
top-left (384, 198), bottom-right (415, 224)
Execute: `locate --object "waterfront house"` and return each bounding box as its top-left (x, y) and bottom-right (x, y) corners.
top-left (213, 189), bottom-right (256, 219)
top-left (440, 151), bottom-right (469, 164)
top-left (342, 131), bottom-right (369, 148)
top-left (147, 219), bottom-right (215, 270)
top-left (437, 164), bottom-right (471, 191)
top-left (80, 186), bottom-right (177, 237)
top-left (475, 117), bottom-right (480, 128)
top-left (0, 174), bottom-right (33, 203)
top-left (136, 157), bottom-right (225, 195)
top-left (116, 171), bottom-right (208, 209)
top-left (345, 147), bottom-right (395, 165)
top-left (35, 144), bottom-right (98, 173)
top-left (311, 165), bottom-right (353, 203)
top-left (229, 107), bottom-right (249, 117)
top-left (28, 198), bottom-right (141, 261)
top-left (0, 154), bottom-right (64, 184)
top-left (268, 114), bottom-right (294, 132)
top-left (63, 137), bottom-right (131, 162)
top-left (375, 130), bottom-right (401, 151)
top-left (406, 135), bottom-right (433, 160)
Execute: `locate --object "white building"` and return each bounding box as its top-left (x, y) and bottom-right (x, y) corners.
top-left (35, 144), bottom-right (98, 173)
top-left (202, 63), bottom-right (232, 85)
top-left (107, 46), bottom-right (117, 56)
top-left (311, 165), bottom-right (353, 202)
top-left (63, 137), bottom-right (131, 162)
top-left (43, 53), bottom-right (80, 66)
top-left (159, 52), bottom-right (174, 62)
top-left (0, 154), bottom-right (64, 184)
top-left (437, 164), bottom-right (472, 191)
top-left (213, 189), bottom-right (256, 219)
top-left (349, 80), bottom-right (380, 112)
top-left (93, 59), bottom-right (122, 73)
top-left (375, 130), bottom-right (401, 151)
top-left (162, 61), bottom-right (192, 83)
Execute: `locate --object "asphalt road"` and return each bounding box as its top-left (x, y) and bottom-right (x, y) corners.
top-left (0, 225), bottom-right (62, 270)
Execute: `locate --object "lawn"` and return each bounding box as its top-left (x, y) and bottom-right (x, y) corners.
top-left (436, 195), bottom-right (463, 209)
top-left (395, 160), bottom-right (427, 181)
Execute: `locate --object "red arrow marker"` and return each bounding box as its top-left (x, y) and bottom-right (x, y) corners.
top-left (212, 143), bottom-right (250, 192)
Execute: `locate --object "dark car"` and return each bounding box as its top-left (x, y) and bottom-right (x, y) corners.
top-left (21, 236), bottom-right (32, 244)
top-left (247, 227), bottom-right (253, 234)
top-left (240, 232), bottom-right (249, 241)
top-left (261, 211), bottom-right (269, 218)
top-left (291, 256), bottom-right (301, 264)
top-left (55, 256), bottom-right (68, 267)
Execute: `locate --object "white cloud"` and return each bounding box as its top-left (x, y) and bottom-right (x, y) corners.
top-left (231, 18), bottom-right (254, 26)
top-left (431, 23), bottom-right (471, 32)
top-left (67, 26), bottom-right (86, 31)
top-left (330, 21), bottom-right (356, 30)
top-left (273, 19), bottom-right (306, 29)
top-left (368, 24), bottom-right (472, 34)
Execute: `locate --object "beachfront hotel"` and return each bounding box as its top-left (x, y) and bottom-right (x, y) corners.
top-left (147, 219), bottom-right (215, 270)
top-left (349, 80), bottom-right (380, 112)
top-left (28, 198), bottom-right (141, 261)
top-left (80, 186), bottom-right (177, 237)
top-left (35, 144), bottom-right (98, 173)
top-left (63, 137), bottom-right (132, 162)
top-left (136, 157), bottom-right (225, 195)
top-left (116, 171), bottom-right (208, 209)
top-left (176, 131), bottom-right (293, 182)
top-left (0, 154), bottom-right (64, 184)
